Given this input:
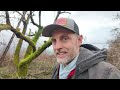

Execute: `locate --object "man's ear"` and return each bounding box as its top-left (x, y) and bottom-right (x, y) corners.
top-left (80, 35), bottom-right (83, 41)
top-left (78, 35), bottom-right (83, 46)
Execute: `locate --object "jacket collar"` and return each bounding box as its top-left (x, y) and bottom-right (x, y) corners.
top-left (76, 47), bottom-right (107, 74)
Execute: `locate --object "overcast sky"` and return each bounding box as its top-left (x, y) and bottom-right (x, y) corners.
top-left (1, 11), bottom-right (120, 54)
top-left (40, 11), bottom-right (120, 50)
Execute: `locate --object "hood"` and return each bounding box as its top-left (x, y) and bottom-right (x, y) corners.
top-left (76, 47), bottom-right (107, 74)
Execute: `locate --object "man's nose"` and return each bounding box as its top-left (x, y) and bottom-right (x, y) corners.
top-left (54, 41), bottom-right (63, 50)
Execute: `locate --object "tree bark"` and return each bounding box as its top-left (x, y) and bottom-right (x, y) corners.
top-left (14, 13), bottom-right (30, 67)
top-left (17, 39), bottom-right (52, 78)
top-left (0, 11), bottom-right (27, 65)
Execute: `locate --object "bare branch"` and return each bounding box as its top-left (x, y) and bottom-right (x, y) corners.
top-left (0, 15), bottom-right (6, 18)
top-left (30, 11), bottom-right (39, 27)
top-left (61, 11), bottom-right (71, 14)
top-left (22, 11), bottom-right (27, 25)
top-left (39, 11), bottom-right (41, 26)
top-left (54, 11), bottom-right (61, 22)
top-left (0, 42), bottom-right (5, 45)
top-left (27, 34), bottom-right (35, 36)
top-left (16, 11), bottom-right (27, 29)
top-left (5, 11), bottom-right (11, 25)
top-left (10, 26), bottom-right (36, 52)
top-left (54, 11), bottom-right (71, 22)
top-left (0, 24), bottom-right (36, 52)
top-left (27, 29), bottom-right (35, 36)
top-left (115, 13), bottom-right (120, 20)
top-left (16, 11), bottom-right (23, 16)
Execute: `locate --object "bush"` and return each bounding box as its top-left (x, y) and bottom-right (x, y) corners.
top-left (107, 30), bottom-right (120, 69)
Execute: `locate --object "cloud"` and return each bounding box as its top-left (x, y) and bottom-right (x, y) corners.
top-left (40, 11), bottom-right (120, 49)
top-left (65, 11), bottom-right (120, 48)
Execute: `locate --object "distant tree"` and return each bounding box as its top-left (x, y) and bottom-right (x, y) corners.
top-left (107, 13), bottom-right (120, 69)
top-left (0, 11), bottom-right (26, 65)
top-left (0, 11), bottom-right (70, 78)
top-left (0, 42), bottom-right (5, 46)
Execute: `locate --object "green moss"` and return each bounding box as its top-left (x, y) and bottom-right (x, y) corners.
top-left (24, 26), bottom-right (42, 58)
top-left (17, 64), bottom-right (28, 79)
top-left (17, 39), bottom-right (52, 78)
top-left (13, 39), bottom-right (23, 67)
top-left (0, 24), bottom-right (11, 31)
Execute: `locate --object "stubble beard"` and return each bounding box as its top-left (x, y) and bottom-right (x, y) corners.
top-left (56, 50), bottom-right (78, 66)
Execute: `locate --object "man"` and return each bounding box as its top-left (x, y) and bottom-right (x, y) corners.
top-left (42, 17), bottom-right (120, 79)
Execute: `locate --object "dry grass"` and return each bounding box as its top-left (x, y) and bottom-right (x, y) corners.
top-left (27, 53), bottom-right (57, 79)
top-left (107, 37), bottom-right (120, 70)
top-left (0, 52), bottom-right (57, 79)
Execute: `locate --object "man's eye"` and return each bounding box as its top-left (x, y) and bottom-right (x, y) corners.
top-left (63, 37), bottom-right (68, 41)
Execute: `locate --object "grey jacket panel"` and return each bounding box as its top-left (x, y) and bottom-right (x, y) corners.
top-left (75, 47), bottom-right (107, 74)
top-left (51, 64), bottom-right (59, 79)
top-left (88, 61), bottom-right (120, 79)
top-left (51, 47), bottom-right (120, 79)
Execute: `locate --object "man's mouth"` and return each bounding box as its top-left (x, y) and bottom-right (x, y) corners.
top-left (56, 52), bottom-right (67, 58)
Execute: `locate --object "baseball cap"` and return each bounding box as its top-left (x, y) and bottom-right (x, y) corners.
top-left (42, 17), bottom-right (79, 37)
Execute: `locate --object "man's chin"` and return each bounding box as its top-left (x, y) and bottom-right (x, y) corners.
top-left (57, 58), bottom-right (70, 65)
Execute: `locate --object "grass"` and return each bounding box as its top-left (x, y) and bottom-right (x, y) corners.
top-left (0, 53), bottom-right (57, 79)
top-left (27, 55), bottom-right (57, 79)
top-left (107, 38), bottom-right (120, 70)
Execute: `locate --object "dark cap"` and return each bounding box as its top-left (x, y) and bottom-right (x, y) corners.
top-left (42, 17), bottom-right (79, 37)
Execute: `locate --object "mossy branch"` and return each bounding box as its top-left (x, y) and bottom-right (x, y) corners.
top-left (17, 39), bottom-right (52, 78)
top-left (0, 24), bottom-right (36, 52)
top-left (14, 14), bottom-right (30, 67)
top-left (24, 26), bottom-right (43, 58)
top-left (0, 24), bottom-right (11, 31)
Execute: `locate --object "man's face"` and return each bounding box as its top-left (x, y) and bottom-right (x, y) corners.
top-left (51, 28), bottom-right (82, 66)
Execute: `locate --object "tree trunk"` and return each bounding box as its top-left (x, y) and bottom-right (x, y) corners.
top-left (0, 33), bottom-right (15, 65)
top-left (14, 13), bottom-right (30, 68)
top-left (0, 11), bottom-right (26, 65)
top-left (17, 39), bottom-right (52, 78)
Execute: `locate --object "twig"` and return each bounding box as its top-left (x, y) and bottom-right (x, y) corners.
top-left (30, 11), bottom-right (39, 27)
top-left (5, 11), bottom-right (11, 25)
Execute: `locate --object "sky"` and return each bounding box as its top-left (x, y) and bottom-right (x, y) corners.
top-left (40, 11), bottom-right (120, 52)
top-left (0, 11), bottom-right (120, 55)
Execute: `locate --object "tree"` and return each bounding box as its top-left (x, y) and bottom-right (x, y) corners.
top-left (0, 11), bottom-right (26, 65)
top-left (107, 13), bottom-right (120, 69)
top-left (0, 11), bottom-right (70, 78)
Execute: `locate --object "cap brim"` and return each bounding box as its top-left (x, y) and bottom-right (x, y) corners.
top-left (42, 24), bottom-right (74, 37)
